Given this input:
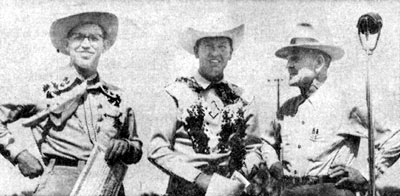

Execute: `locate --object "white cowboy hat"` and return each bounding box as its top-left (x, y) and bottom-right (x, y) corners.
top-left (50, 12), bottom-right (118, 55)
top-left (275, 23), bottom-right (344, 61)
top-left (179, 13), bottom-right (244, 55)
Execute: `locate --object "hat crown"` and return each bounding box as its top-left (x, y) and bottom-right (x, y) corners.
top-left (50, 12), bottom-right (118, 55)
top-left (180, 12), bottom-right (245, 55)
top-left (275, 22), bottom-right (345, 61)
top-left (188, 12), bottom-right (240, 33)
top-left (287, 23), bottom-right (330, 45)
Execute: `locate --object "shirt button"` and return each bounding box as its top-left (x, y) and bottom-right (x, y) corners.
top-left (98, 116), bottom-right (103, 122)
top-left (298, 144), bottom-right (301, 149)
top-left (301, 121), bottom-right (305, 125)
top-left (97, 104), bottom-right (103, 109)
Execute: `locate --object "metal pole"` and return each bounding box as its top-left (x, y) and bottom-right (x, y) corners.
top-left (366, 52), bottom-right (376, 196)
top-left (357, 12), bottom-right (382, 196)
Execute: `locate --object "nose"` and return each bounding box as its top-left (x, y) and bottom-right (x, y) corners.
top-left (286, 60), bottom-right (295, 69)
top-left (80, 37), bottom-right (91, 48)
top-left (209, 46), bottom-right (219, 57)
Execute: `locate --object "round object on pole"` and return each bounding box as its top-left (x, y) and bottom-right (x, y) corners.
top-left (357, 12), bottom-right (383, 35)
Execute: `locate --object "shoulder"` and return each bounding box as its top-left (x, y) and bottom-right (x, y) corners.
top-left (226, 82), bottom-right (254, 104)
top-left (101, 80), bottom-right (124, 108)
top-left (165, 76), bottom-right (200, 98)
top-left (41, 66), bottom-right (80, 99)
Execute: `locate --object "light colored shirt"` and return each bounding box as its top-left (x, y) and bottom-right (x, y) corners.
top-left (148, 71), bottom-right (261, 184)
top-left (278, 80), bottom-right (358, 176)
top-left (0, 66), bottom-right (141, 163)
top-left (266, 78), bottom-right (400, 179)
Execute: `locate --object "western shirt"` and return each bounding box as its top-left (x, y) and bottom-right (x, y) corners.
top-left (0, 66), bottom-right (142, 163)
top-left (148, 71), bottom-right (261, 184)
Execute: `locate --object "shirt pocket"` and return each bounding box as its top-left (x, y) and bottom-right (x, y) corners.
top-left (97, 107), bottom-right (123, 139)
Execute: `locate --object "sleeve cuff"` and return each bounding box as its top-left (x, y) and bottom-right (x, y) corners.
top-left (176, 165), bottom-right (203, 183)
top-left (122, 138), bottom-right (143, 164)
top-left (260, 140), bottom-right (279, 169)
top-left (7, 143), bottom-right (26, 164)
top-left (359, 165), bottom-right (370, 182)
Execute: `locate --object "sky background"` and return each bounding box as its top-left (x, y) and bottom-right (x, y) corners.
top-left (0, 0), bottom-right (399, 195)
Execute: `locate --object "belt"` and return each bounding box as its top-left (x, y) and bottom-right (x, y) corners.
top-left (44, 157), bottom-right (86, 168)
top-left (283, 175), bottom-right (339, 186)
top-left (198, 164), bottom-right (231, 177)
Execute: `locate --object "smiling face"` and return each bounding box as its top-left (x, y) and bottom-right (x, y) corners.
top-left (65, 23), bottom-right (108, 77)
top-left (286, 48), bottom-right (328, 88)
top-left (195, 37), bottom-right (233, 82)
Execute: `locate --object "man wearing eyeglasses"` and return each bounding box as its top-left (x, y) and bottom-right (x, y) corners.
top-left (0, 12), bottom-right (142, 196)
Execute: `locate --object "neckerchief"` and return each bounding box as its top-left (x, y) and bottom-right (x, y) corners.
top-left (22, 75), bottom-right (121, 127)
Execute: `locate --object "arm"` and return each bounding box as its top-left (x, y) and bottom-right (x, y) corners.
top-left (120, 107), bottom-right (142, 164)
top-left (147, 91), bottom-right (203, 184)
top-left (0, 104), bottom-right (38, 163)
top-left (105, 106), bottom-right (143, 165)
top-left (0, 103), bottom-right (44, 179)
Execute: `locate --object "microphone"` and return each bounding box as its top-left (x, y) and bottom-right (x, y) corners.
top-left (357, 12), bottom-right (383, 36)
top-left (357, 12), bottom-right (383, 54)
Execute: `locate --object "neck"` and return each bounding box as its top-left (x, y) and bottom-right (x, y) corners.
top-left (72, 64), bottom-right (98, 79)
top-left (198, 70), bottom-right (223, 83)
top-left (299, 78), bottom-right (325, 98)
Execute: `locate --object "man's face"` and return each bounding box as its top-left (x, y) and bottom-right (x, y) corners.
top-left (286, 49), bottom-right (320, 87)
top-left (66, 23), bottom-right (107, 73)
top-left (195, 37), bottom-right (233, 82)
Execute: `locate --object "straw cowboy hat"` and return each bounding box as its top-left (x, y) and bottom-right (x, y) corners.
top-left (180, 13), bottom-right (244, 55)
top-left (275, 23), bottom-right (344, 61)
top-left (50, 12), bottom-right (118, 55)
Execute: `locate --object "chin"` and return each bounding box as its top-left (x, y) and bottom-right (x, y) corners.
top-left (75, 60), bottom-right (96, 70)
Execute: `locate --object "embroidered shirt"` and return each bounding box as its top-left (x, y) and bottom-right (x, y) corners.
top-left (148, 71), bottom-right (260, 184)
top-left (0, 66), bottom-right (142, 163)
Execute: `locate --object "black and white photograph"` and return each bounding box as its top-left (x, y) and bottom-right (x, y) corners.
top-left (0, 0), bottom-right (399, 195)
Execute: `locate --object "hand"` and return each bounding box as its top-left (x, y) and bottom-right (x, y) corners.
top-left (105, 139), bottom-right (129, 164)
top-left (246, 162), bottom-right (280, 196)
top-left (329, 164), bottom-right (369, 191)
top-left (349, 106), bottom-right (385, 133)
top-left (269, 162), bottom-right (284, 180)
top-left (205, 173), bottom-right (245, 196)
top-left (195, 173), bottom-right (212, 191)
top-left (16, 150), bottom-right (43, 179)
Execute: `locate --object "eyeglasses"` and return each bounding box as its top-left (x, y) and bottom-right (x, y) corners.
top-left (68, 33), bottom-right (104, 45)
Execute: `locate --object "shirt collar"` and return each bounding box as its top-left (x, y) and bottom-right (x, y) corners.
top-left (193, 70), bottom-right (226, 90)
top-left (307, 79), bottom-right (329, 104)
top-left (57, 66), bottom-right (103, 90)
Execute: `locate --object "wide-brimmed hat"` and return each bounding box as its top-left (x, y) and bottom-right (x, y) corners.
top-left (275, 23), bottom-right (344, 61)
top-left (179, 13), bottom-right (244, 55)
top-left (50, 12), bottom-right (118, 55)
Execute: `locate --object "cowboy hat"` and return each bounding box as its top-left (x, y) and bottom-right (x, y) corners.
top-left (275, 23), bottom-right (344, 61)
top-left (50, 12), bottom-right (118, 55)
top-left (179, 12), bottom-right (244, 55)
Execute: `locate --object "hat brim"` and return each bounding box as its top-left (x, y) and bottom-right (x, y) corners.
top-left (50, 12), bottom-right (118, 55)
top-left (180, 24), bottom-right (244, 55)
top-left (275, 44), bottom-right (345, 62)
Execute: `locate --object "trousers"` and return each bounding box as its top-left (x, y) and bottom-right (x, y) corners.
top-left (33, 158), bottom-right (125, 196)
top-left (281, 183), bottom-right (356, 196)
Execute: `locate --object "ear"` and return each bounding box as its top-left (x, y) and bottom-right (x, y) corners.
top-left (315, 54), bottom-right (326, 72)
top-left (315, 54), bottom-right (328, 82)
top-left (102, 39), bottom-right (111, 53)
top-left (227, 49), bottom-right (233, 61)
top-left (63, 38), bottom-right (70, 53)
top-left (194, 46), bottom-right (199, 59)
